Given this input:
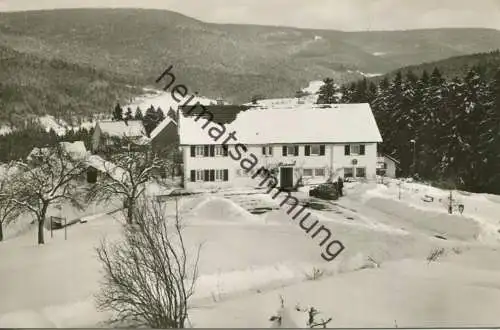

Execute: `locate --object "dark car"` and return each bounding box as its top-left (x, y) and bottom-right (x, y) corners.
top-left (309, 182), bottom-right (339, 200)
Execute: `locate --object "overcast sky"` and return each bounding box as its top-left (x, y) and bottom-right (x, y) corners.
top-left (0, 0), bottom-right (499, 31)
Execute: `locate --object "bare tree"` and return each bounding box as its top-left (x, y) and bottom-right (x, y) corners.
top-left (0, 162), bottom-right (23, 241)
top-left (86, 147), bottom-right (168, 224)
top-left (10, 145), bottom-right (86, 244)
top-left (95, 197), bottom-right (201, 328)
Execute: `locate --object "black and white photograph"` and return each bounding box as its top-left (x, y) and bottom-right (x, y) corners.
top-left (0, 0), bottom-right (500, 328)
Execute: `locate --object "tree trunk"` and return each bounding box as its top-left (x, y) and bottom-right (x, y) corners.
top-left (0, 223), bottom-right (3, 242)
top-left (127, 198), bottom-right (134, 224)
top-left (38, 218), bottom-right (45, 244)
top-left (38, 203), bottom-right (48, 245)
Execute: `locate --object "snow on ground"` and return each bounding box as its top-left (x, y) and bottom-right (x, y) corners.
top-left (125, 89), bottom-right (217, 115)
top-left (1, 182), bottom-right (500, 327)
top-left (301, 80), bottom-right (324, 95)
top-left (0, 125), bottom-right (13, 136)
top-left (363, 178), bottom-right (500, 244)
top-left (347, 69), bottom-right (383, 78)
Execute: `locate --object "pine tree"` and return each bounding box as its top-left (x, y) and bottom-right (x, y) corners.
top-left (134, 107), bottom-right (143, 120)
top-left (143, 106), bottom-right (158, 137)
top-left (112, 102), bottom-right (123, 121)
top-left (317, 78), bottom-right (338, 104)
top-left (156, 107), bottom-right (166, 124)
top-left (124, 107), bottom-right (133, 121)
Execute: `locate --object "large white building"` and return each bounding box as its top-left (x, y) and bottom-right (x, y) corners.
top-left (178, 103), bottom-right (383, 190)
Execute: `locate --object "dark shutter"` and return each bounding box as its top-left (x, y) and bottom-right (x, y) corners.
top-left (210, 169), bottom-right (215, 181)
top-left (305, 145), bottom-right (310, 156)
top-left (360, 145), bottom-right (365, 155)
top-left (222, 145), bottom-right (228, 157)
top-left (282, 146), bottom-right (287, 156)
top-left (223, 169), bottom-right (229, 181)
top-left (319, 145), bottom-right (325, 156)
top-left (262, 146), bottom-right (266, 155)
top-left (210, 145), bottom-right (215, 157)
top-left (190, 146), bottom-right (196, 157)
top-left (294, 145), bottom-right (299, 156)
top-left (344, 145), bottom-right (350, 156)
top-left (204, 169), bottom-right (209, 181)
top-left (203, 145), bottom-right (209, 157)
top-left (190, 170), bottom-right (195, 182)
top-left (269, 147), bottom-right (273, 156)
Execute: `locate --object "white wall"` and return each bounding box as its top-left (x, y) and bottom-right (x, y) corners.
top-left (182, 143), bottom-right (378, 189)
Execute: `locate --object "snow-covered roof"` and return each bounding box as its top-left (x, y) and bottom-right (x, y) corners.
top-left (59, 141), bottom-right (88, 160)
top-left (179, 103), bottom-right (383, 145)
top-left (27, 141), bottom-right (88, 162)
top-left (97, 120), bottom-right (146, 138)
top-left (149, 117), bottom-right (177, 140)
top-left (85, 155), bottom-right (127, 182)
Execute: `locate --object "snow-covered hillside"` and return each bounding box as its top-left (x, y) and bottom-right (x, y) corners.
top-left (244, 80), bottom-right (326, 107)
top-left (124, 89), bottom-right (218, 116)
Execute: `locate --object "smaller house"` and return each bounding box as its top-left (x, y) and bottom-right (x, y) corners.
top-left (377, 153), bottom-right (400, 178)
top-left (27, 141), bottom-right (88, 162)
top-left (149, 116), bottom-right (179, 155)
top-left (91, 120), bottom-right (149, 154)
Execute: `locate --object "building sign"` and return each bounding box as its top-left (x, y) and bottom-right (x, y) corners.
top-left (277, 160), bottom-right (296, 167)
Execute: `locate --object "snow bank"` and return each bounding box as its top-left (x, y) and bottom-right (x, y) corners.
top-left (364, 180), bottom-right (500, 244)
top-left (188, 196), bottom-right (259, 223)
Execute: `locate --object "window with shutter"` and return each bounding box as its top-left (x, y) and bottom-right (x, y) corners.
top-left (190, 146), bottom-right (195, 157)
top-left (305, 145), bottom-right (311, 156)
top-left (210, 169), bottom-right (215, 181)
top-left (223, 169), bottom-right (229, 181)
top-left (282, 146), bottom-right (287, 156)
top-left (319, 145), bottom-right (325, 156)
top-left (294, 145), bottom-right (299, 156)
top-left (204, 145), bottom-right (209, 157)
top-left (344, 145), bottom-right (350, 155)
top-left (222, 145), bottom-right (229, 156)
top-left (210, 145), bottom-right (215, 157)
top-left (190, 170), bottom-right (195, 182)
top-left (262, 146), bottom-right (266, 155)
top-left (204, 169), bottom-right (210, 181)
top-left (195, 146), bottom-right (204, 157)
top-left (360, 145), bottom-right (365, 155)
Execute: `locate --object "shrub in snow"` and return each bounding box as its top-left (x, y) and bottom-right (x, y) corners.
top-left (304, 267), bottom-right (325, 281)
top-left (95, 198), bottom-right (201, 328)
top-left (427, 247), bottom-right (445, 264)
top-left (269, 295), bottom-right (332, 328)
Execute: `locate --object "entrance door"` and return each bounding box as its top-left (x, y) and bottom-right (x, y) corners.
top-left (280, 167), bottom-right (294, 190)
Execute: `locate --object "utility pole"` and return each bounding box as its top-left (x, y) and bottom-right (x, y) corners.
top-left (397, 180), bottom-right (402, 200)
top-left (410, 139), bottom-right (416, 177)
top-left (448, 190), bottom-right (453, 214)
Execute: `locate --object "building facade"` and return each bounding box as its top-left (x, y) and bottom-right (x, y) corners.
top-left (91, 120), bottom-right (149, 154)
top-left (178, 103), bottom-right (383, 190)
top-left (376, 153), bottom-right (400, 178)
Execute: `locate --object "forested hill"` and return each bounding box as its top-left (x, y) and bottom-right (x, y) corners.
top-left (0, 44), bottom-right (141, 127)
top-left (321, 50), bottom-right (500, 194)
top-left (373, 50), bottom-right (500, 83)
top-left (2, 8), bottom-right (500, 115)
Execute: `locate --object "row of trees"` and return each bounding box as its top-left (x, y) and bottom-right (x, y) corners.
top-left (0, 139), bottom-right (169, 244)
top-left (317, 66), bottom-right (500, 194)
top-left (112, 103), bottom-right (167, 136)
top-left (0, 124), bottom-right (94, 163)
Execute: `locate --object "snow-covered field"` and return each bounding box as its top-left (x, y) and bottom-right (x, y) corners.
top-left (1, 180), bottom-right (500, 328)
